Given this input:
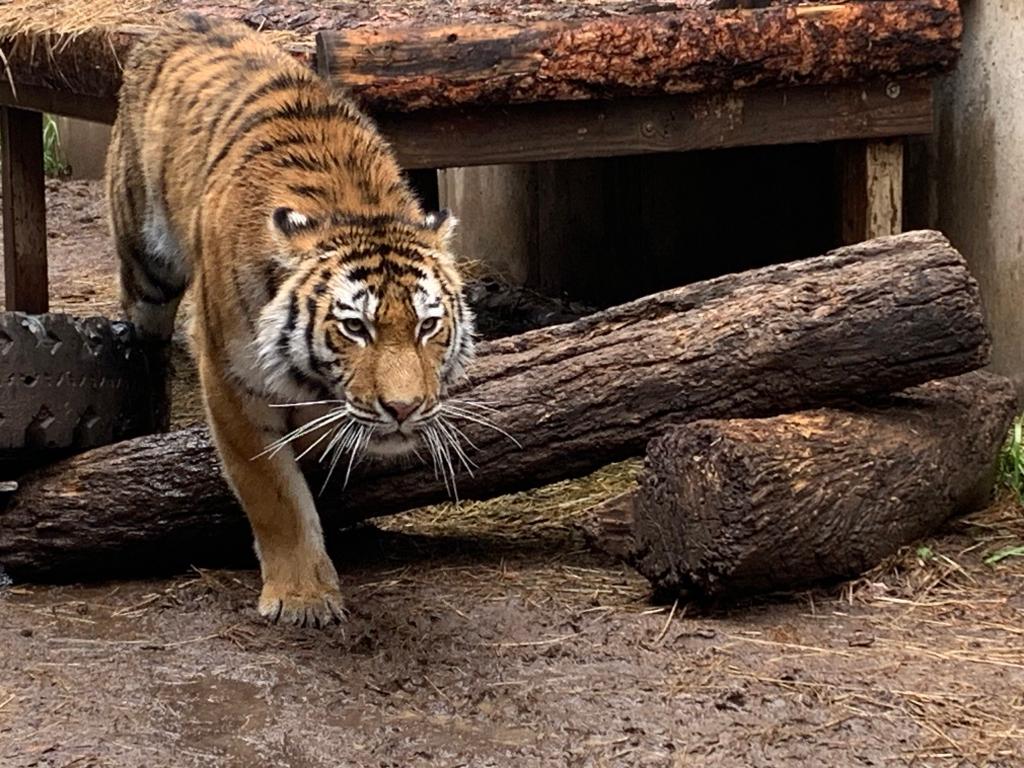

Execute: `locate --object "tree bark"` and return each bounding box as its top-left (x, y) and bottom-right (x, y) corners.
top-left (316, 0), bottom-right (962, 111)
top-left (611, 372), bottom-right (1015, 601)
top-left (0, 231), bottom-right (991, 581)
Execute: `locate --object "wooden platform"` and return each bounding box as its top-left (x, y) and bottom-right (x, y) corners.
top-left (0, 0), bottom-right (961, 312)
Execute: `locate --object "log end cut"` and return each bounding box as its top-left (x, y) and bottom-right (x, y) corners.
top-left (631, 372), bottom-right (1018, 601)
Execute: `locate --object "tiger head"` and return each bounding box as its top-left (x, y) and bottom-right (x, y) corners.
top-left (256, 207), bottom-right (475, 461)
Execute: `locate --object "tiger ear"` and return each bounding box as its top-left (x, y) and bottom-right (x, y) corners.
top-left (424, 209), bottom-right (457, 249)
top-left (271, 207), bottom-right (318, 238)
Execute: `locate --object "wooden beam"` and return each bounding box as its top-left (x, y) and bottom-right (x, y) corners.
top-left (379, 80), bottom-right (932, 169)
top-left (2, 107), bottom-right (48, 313)
top-left (0, 78), bottom-right (933, 169)
top-left (838, 139), bottom-right (905, 244)
top-left (0, 83), bottom-right (117, 125)
top-left (316, 0), bottom-right (961, 112)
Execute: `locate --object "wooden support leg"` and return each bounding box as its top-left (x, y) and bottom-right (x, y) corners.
top-left (2, 107), bottom-right (48, 313)
top-left (838, 139), bottom-right (904, 245)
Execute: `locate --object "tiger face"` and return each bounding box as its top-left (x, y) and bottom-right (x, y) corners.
top-left (256, 207), bottom-right (474, 462)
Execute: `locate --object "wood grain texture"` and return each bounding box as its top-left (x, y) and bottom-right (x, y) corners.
top-left (0, 231), bottom-right (992, 581)
top-left (382, 80), bottom-right (933, 169)
top-left (317, 0), bottom-right (961, 111)
top-left (839, 138), bottom-right (905, 245)
top-left (2, 107), bottom-right (48, 313)
top-left (628, 372), bottom-right (1016, 600)
top-left (0, 60), bottom-right (934, 171)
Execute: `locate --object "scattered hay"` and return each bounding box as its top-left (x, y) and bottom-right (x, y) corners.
top-left (380, 459), bottom-right (641, 545)
top-left (0, 0), bottom-right (310, 83)
top-left (0, 0), bottom-right (161, 39)
top-left (849, 494), bottom-right (1024, 603)
top-left (828, 494), bottom-right (1024, 764)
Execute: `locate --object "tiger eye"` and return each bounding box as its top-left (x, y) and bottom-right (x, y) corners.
top-left (342, 318), bottom-right (369, 338)
top-left (419, 317), bottom-right (439, 338)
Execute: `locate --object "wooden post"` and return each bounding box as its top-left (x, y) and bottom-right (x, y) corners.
top-left (838, 138), bottom-right (904, 245)
top-left (2, 107), bottom-right (48, 313)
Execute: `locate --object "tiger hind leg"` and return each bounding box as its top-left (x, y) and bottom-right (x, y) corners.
top-left (106, 122), bottom-right (190, 341)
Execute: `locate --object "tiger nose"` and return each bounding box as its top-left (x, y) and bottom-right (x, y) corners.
top-left (380, 397), bottom-right (423, 424)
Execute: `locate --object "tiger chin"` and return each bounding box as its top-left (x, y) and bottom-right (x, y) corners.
top-left (106, 16), bottom-right (475, 628)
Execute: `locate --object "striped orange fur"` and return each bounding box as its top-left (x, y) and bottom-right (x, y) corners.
top-left (106, 16), bottom-right (474, 627)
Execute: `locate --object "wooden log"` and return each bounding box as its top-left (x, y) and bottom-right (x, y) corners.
top-left (317, 0), bottom-right (962, 112)
top-left (617, 372), bottom-right (1017, 601)
top-left (2, 107), bottom-right (48, 313)
top-left (0, 231), bottom-right (991, 581)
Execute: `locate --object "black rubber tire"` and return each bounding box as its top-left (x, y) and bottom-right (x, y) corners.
top-left (0, 312), bottom-right (166, 473)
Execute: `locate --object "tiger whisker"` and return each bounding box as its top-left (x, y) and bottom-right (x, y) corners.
top-left (423, 426), bottom-right (453, 498)
top-left (320, 421), bottom-right (366, 495)
top-left (440, 405), bottom-right (522, 448)
top-left (254, 408), bottom-right (347, 459)
top-left (269, 398), bottom-right (346, 408)
top-left (434, 417), bottom-right (477, 475)
top-left (438, 417), bottom-right (480, 453)
top-left (342, 426), bottom-right (374, 490)
top-left (421, 426), bottom-right (443, 485)
top-left (293, 427), bottom-right (335, 462)
top-left (421, 429), bottom-right (441, 480)
top-left (432, 425), bottom-right (460, 503)
top-left (446, 398), bottom-right (502, 414)
top-left (318, 419), bottom-right (358, 464)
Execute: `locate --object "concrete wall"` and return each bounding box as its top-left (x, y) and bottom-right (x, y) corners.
top-left (53, 117), bottom-right (111, 179)
top-left (933, 0), bottom-right (1024, 393)
top-left (439, 165), bottom-right (534, 284)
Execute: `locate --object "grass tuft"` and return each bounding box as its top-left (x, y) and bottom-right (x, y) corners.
top-left (42, 114), bottom-right (69, 178)
top-left (996, 414), bottom-right (1024, 505)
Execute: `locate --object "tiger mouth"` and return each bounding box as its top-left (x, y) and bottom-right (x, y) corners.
top-left (366, 429), bottom-right (422, 457)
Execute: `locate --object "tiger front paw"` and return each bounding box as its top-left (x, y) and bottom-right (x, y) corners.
top-left (258, 578), bottom-right (347, 628)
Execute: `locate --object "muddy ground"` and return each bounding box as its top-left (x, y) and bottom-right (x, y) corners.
top-left (1, 180), bottom-right (1023, 767)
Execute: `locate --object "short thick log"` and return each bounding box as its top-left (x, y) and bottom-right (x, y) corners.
top-left (317, 0), bottom-right (962, 111)
top-left (623, 372), bottom-right (1016, 600)
top-left (0, 231), bottom-right (991, 580)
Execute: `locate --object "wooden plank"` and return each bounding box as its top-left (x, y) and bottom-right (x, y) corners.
top-left (379, 80), bottom-right (933, 169)
top-left (2, 107), bottom-right (48, 313)
top-left (838, 139), bottom-right (905, 244)
top-left (316, 0), bottom-right (961, 111)
top-left (0, 78), bottom-right (930, 170)
top-left (0, 75), bottom-right (933, 165)
top-left (0, 78), bottom-right (929, 168)
top-left (0, 83), bottom-right (117, 124)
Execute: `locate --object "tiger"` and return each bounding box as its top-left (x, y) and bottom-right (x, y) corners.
top-left (106, 15), bottom-right (475, 628)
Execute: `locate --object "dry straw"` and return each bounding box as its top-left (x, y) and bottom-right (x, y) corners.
top-left (0, 0), bottom-right (162, 39)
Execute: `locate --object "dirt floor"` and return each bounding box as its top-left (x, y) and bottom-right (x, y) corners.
top-left (2, 180), bottom-right (1024, 767)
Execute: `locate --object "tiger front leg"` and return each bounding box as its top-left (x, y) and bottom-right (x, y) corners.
top-left (200, 359), bottom-right (346, 628)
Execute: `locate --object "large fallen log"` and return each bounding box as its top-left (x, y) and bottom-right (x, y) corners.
top-left (316, 0), bottom-right (962, 111)
top-left (585, 372), bottom-right (1015, 600)
top-left (0, 231), bottom-right (991, 581)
